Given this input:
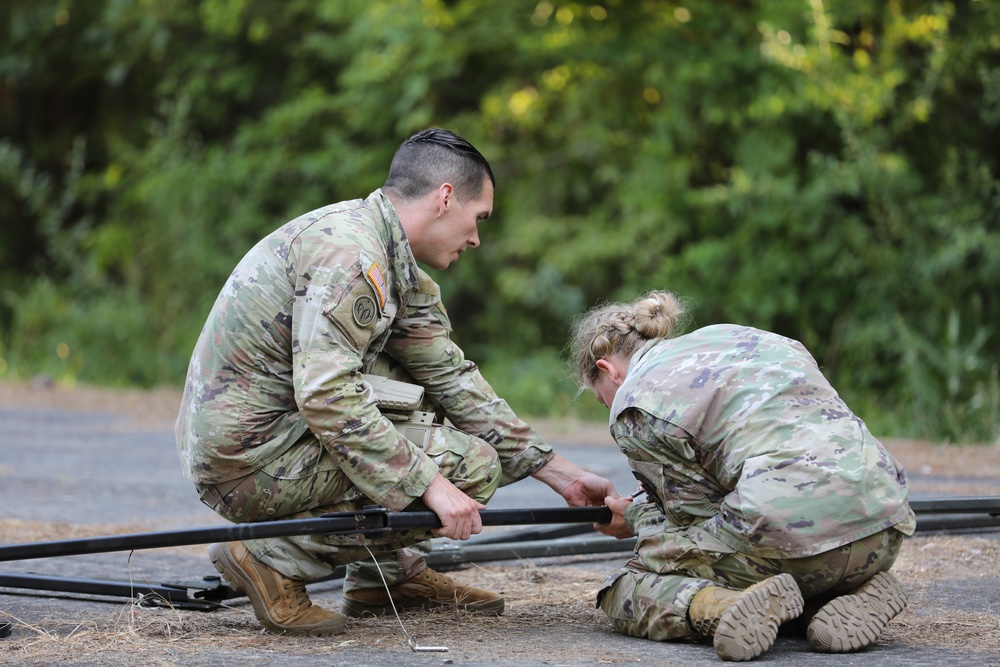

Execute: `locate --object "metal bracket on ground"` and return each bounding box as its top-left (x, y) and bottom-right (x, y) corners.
top-left (0, 572), bottom-right (238, 611)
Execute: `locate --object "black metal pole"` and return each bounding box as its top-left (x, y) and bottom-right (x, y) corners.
top-left (1, 499), bottom-right (997, 612)
top-left (1, 498), bottom-right (993, 565)
top-left (909, 497), bottom-right (1000, 515)
top-left (381, 507), bottom-right (612, 531)
top-left (0, 514), bottom-right (360, 562)
top-left (0, 506), bottom-right (611, 563)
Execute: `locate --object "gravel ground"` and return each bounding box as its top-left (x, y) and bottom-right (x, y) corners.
top-left (1, 380), bottom-right (999, 666)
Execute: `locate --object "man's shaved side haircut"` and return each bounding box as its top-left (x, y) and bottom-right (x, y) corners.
top-left (383, 128), bottom-right (495, 203)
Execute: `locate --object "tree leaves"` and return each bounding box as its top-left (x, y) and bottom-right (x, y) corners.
top-left (1, 0), bottom-right (997, 441)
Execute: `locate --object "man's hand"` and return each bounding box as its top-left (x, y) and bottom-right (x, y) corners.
top-left (595, 495), bottom-right (636, 539)
top-left (532, 453), bottom-right (618, 507)
top-left (559, 471), bottom-right (618, 507)
top-left (421, 473), bottom-right (485, 541)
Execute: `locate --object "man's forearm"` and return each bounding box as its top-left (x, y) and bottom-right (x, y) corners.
top-left (532, 452), bottom-right (620, 507)
top-left (531, 453), bottom-right (588, 495)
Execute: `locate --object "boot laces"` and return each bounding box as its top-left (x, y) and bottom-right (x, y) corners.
top-left (281, 577), bottom-right (311, 614)
top-left (690, 616), bottom-right (720, 638)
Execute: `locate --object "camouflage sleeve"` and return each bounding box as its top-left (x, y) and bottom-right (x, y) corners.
top-left (612, 408), bottom-right (727, 527)
top-left (293, 258), bottom-right (439, 511)
top-left (623, 500), bottom-right (667, 537)
top-left (385, 270), bottom-right (554, 486)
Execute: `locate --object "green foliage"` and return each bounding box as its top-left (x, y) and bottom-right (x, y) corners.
top-left (896, 309), bottom-right (998, 444)
top-left (479, 348), bottom-right (607, 423)
top-left (1, 0), bottom-right (998, 443)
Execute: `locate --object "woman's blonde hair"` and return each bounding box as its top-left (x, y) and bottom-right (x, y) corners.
top-left (569, 290), bottom-right (687, 389)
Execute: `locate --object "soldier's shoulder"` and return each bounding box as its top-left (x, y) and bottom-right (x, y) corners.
top-left (269, 200), bottom-right (385, 257)
top-left (277, 198), bottom-right (376, 236)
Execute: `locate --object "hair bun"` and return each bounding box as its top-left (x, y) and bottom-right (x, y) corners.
top-left (633, 291), bottom-right (682, 339)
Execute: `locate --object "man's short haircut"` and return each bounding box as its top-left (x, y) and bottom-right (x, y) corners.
top-left (383, 128), bottom-right (495, 203)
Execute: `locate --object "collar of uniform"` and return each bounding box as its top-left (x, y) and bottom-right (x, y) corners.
top-left (628, 337), bottom-right (663, 374)
top-left (610, 337), bottom-right (665, 423)
top-left (369, 188), bottom-right (420, 298)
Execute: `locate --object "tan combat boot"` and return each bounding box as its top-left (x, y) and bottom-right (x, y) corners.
top-left (688, 573), bottom-right (804, 661)
top-left (208, 542), bottom-right (346, 636)
top-left (341, 566), bottom-right (505, 617)
top-left (807, 570), bottom-right (908, 653)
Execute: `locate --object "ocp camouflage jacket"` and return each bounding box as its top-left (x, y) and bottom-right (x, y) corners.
top-left (175, 190), bottom-right (553, 510)
top-left (612, 325), bottom-right (916, 558)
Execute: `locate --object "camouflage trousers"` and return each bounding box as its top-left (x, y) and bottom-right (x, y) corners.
top-left (195, 423), bottom-right (501, 586)
top-left (596, 510), bottom-right (907, 641)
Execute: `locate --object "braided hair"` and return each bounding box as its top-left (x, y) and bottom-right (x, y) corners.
top-left (569, 291), bottom-right (688, 389)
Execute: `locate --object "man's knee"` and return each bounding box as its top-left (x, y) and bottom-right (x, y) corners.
top-left (427, 427), bottom-right (501, 503)
top-left (195, 475), bottom-right (259, 522)
top-left (458, 437), bottom-right (501, 504)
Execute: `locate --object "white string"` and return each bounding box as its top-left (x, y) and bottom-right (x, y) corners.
top-left (361, 544), bottom-right (448, 652)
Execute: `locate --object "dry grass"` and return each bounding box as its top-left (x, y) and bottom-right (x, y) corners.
top-left (0, 561), bottom-right (613, 664)
top-left (3, 540), bottom-right (1000, 664)
top-left (886, 534), bottom-right (1000, 652)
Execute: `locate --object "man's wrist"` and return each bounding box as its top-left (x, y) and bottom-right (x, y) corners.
top-left (531, 453), bottom-right (579, 495)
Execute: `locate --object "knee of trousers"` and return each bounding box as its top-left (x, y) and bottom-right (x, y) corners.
top-left (428, 427), bottom-right (501, 504)
top-left (597, 569), bottom-right (694, 641)
top-left (461, 440), bottom-right (501, 504)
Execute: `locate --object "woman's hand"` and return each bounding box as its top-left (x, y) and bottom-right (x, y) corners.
top-left (594, 494), bottom-right (636, 539)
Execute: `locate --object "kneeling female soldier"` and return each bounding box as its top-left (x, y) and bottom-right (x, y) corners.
top-left (570, 291), bottom-right (914, 662)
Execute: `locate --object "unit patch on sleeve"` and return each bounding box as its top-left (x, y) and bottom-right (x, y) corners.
top-left (352, 294), bottom-right (378, 327)
top-left (366, 262), bottom-right (388, 309)
top-left (323, 264), bottom-right (383, 350)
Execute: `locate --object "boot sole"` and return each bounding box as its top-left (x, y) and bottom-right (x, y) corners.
top-left (208, 543), bottom-right (347, 637)
top-left (807, 571), bottom-right (908, 653)
top-left (342, 595), bottom-right (505, 618)
top-left (713, 573), bottom-right (804, 662)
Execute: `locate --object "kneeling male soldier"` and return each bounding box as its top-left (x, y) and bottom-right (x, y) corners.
top-left (175, 128), bottom-right (616, 636)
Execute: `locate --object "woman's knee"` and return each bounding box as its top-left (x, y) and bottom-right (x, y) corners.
top-left (597, 569), bottom-right (695, 641)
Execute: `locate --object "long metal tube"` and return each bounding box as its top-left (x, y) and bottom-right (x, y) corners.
top-left (0, 506), bottom-right (611, 563)
top-left (0, 499), bottom-right (997, 610)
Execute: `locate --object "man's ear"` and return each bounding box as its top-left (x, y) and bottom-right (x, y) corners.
top-left (436, 182), bottom-right (454, 216)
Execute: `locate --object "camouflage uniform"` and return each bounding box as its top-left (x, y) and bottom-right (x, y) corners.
top-left (175, 189), bottom-right (554, 584)
top-left (596, 325), bottom-right (916, 641)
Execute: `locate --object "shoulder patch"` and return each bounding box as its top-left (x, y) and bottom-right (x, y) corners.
top-left (323, 268), bottom-right (383, 350)
top-left (366, 262), bottom-right (388, 309)
top-left (352, 294), bottom-right (378, 327)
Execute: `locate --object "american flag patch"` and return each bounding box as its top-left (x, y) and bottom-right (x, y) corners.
top-left (367, 262), bottom-right (387, 309)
